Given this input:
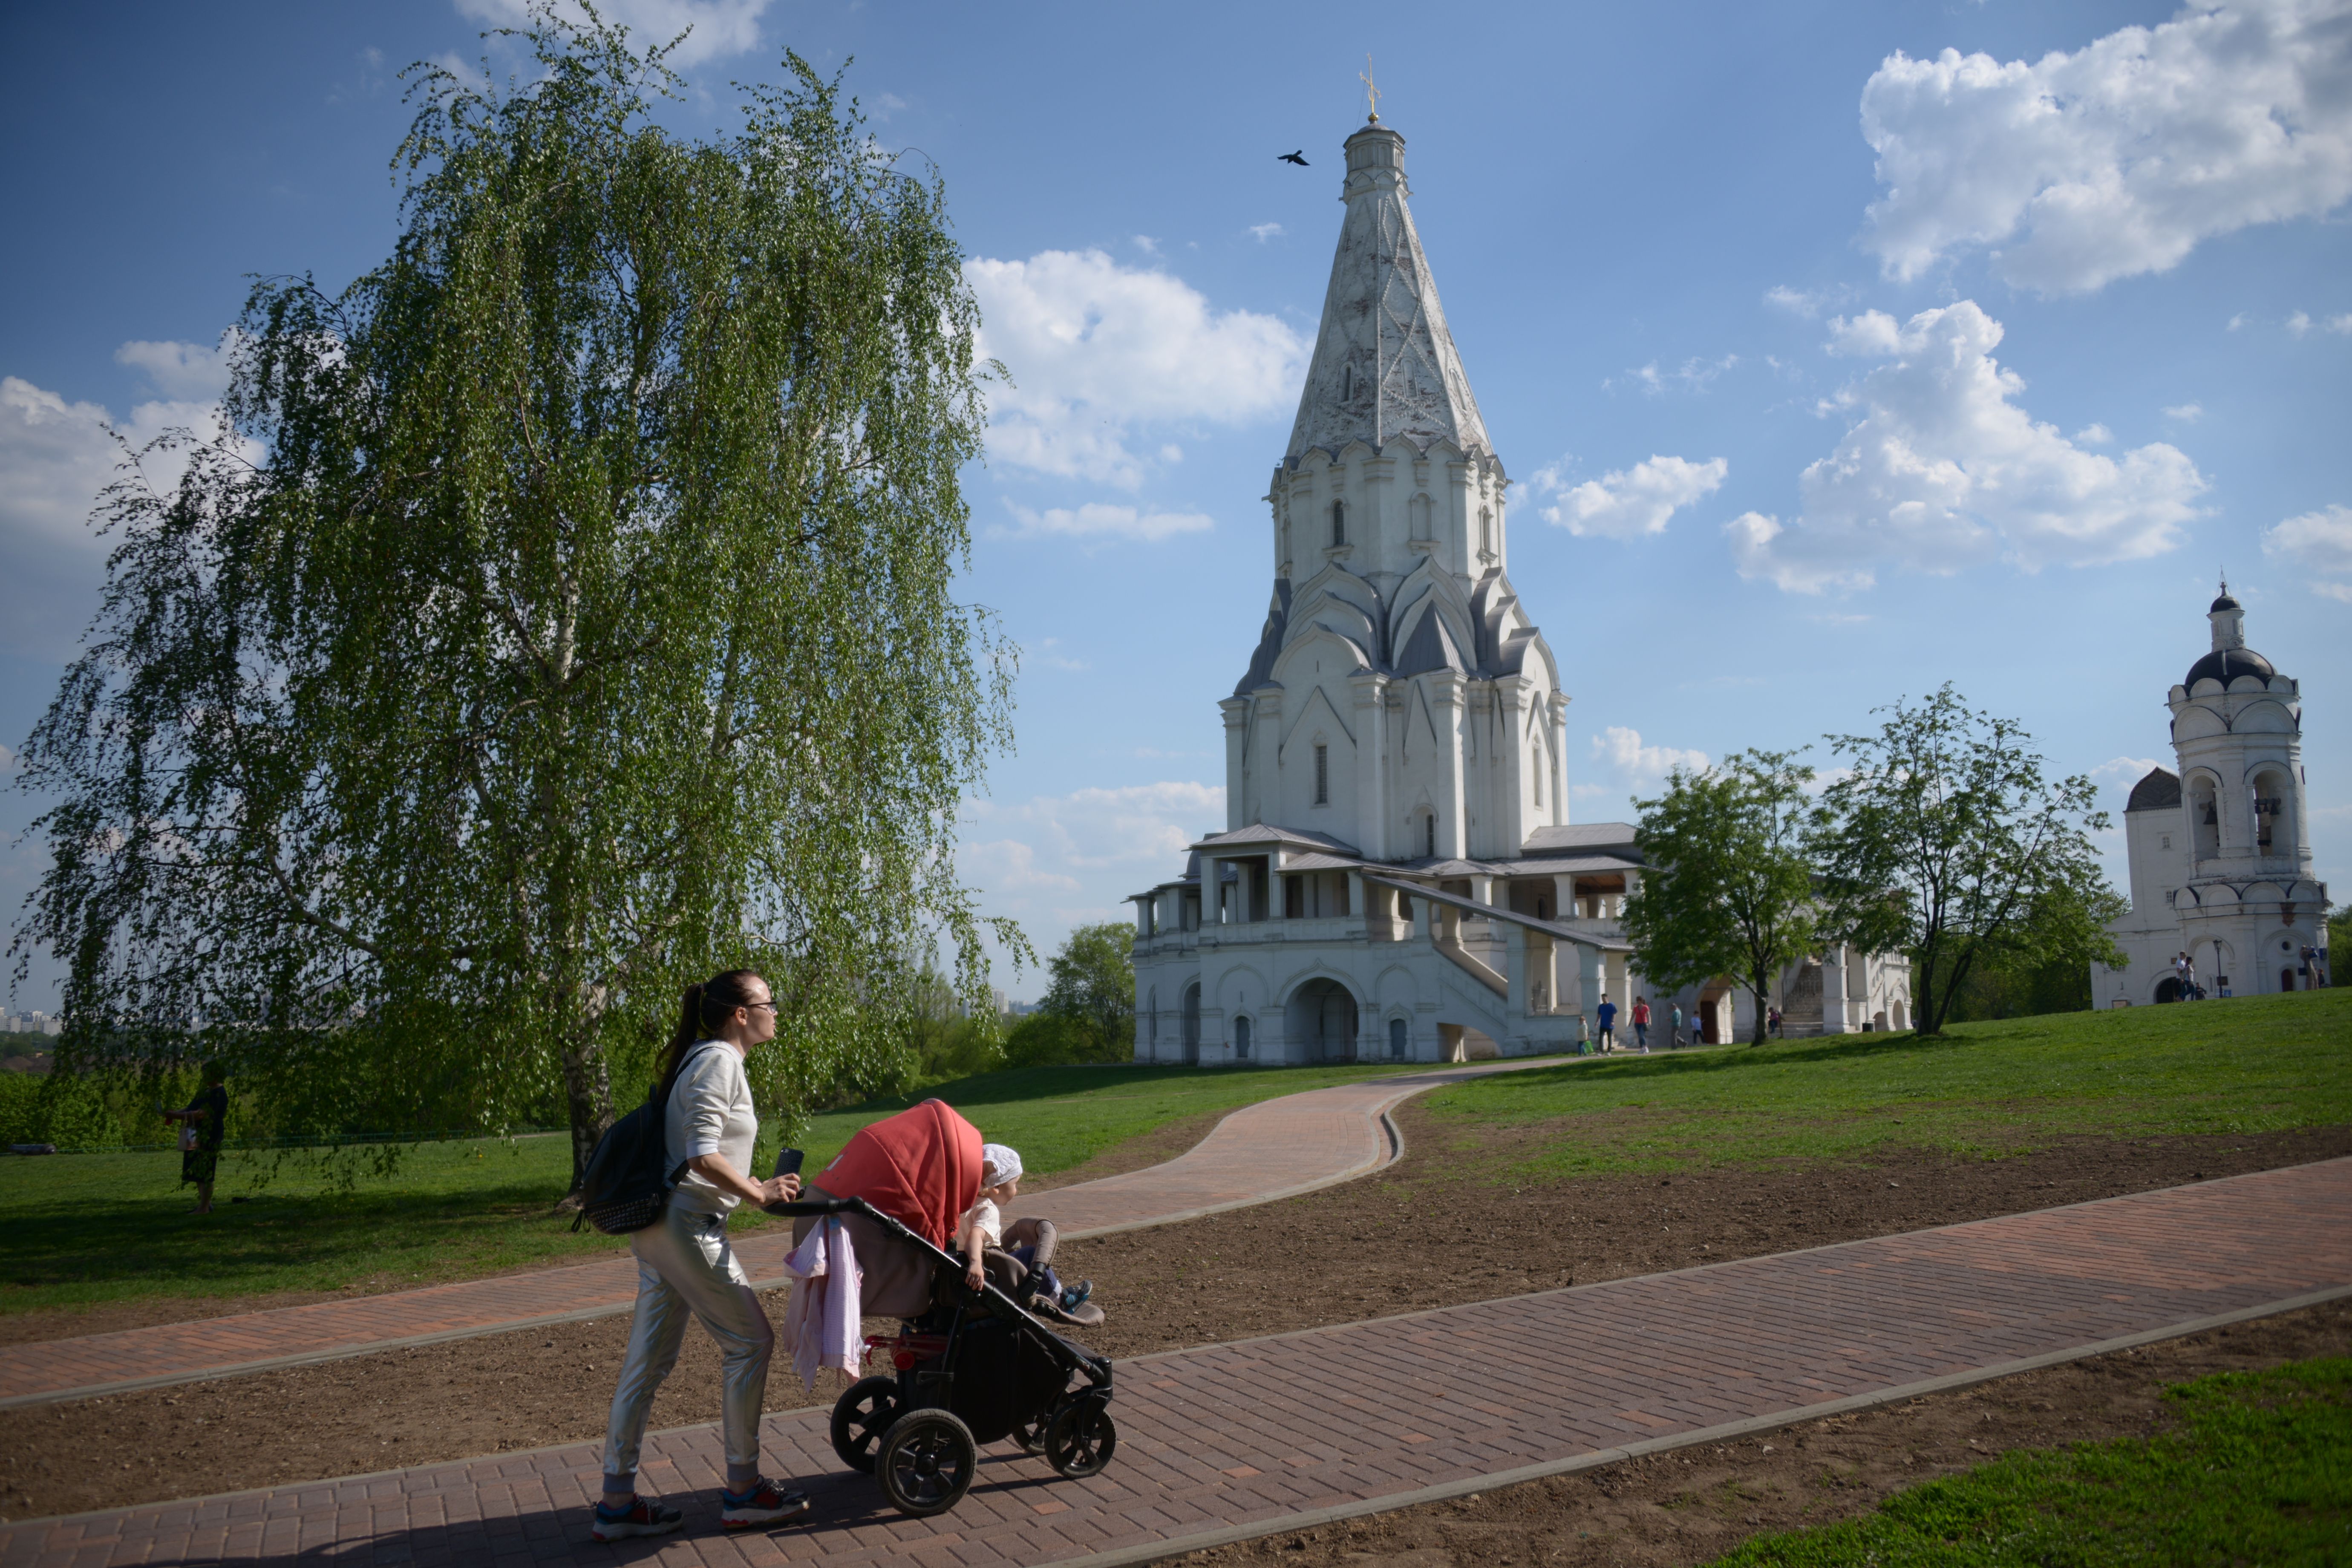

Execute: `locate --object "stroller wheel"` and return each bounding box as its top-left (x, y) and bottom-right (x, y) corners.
top-left (878, 1409), bottom-right (978, 1517)
top-left (1045, 1396), bottom-right (1117, 1479)
top-left (830, 1375), bottom-right (902, 1474)
top-left (1012, 1412), bottom-right (1049, 1454)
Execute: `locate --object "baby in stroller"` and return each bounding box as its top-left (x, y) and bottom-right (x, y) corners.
top-left (959, 1143), bottom-right (1092, 1317)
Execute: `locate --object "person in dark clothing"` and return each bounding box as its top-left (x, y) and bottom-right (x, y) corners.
top-left (163, 1061), bottom-right (228, 1214)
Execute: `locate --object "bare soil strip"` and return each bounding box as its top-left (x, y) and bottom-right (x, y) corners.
top-left (1169, 1300), bottom-right (2352, 1568)
top-left (3, 1110), bottom-right (2343, 1533)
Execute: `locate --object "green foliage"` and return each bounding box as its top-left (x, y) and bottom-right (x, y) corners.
top-left (1421, 987), bottom-right (2350, 1180)
top-left (1935, 947), bottom-right (2095, 1023)
top-left (1, 1058), bottom-right (1426, 1313)
top-left (889, 964), bottom-right (1003, 1093)
top-left (1704, 1357), bottom-right (2352, 1566)
top-left (1623, 750), bottom-right (1817, 1046)
top-left (12, 16), bottom-right (1019, 1184)
top-left (2328, 903), bottom-right (2348, 977)
top-left (1036, 921), bottom-right (1138, 1061)
top-left (1002, 1010), bottom-right (1104, 1069)
top-left (1810, 686), bottom-right (2125, 1038)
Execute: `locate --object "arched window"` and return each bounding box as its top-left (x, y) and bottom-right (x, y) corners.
top-left (1532, 744), bottom-right (1544, 807)
top-left (1389, 1017), bottom-right (1408, 1060)
top-left (2251, 767), bottom-right (2292, 855)
top-left (1331, 500), bottom-right (1346, 548)
top-left (1314, 743), bottom-right (1330, 805)
top-left (1341, 363), bottom-right (1353, 400)
top-left (1424, 812), bottom-right (1437, 859)
top-left (1233, 1015), bottom-right (1253, 1061)
top-left (1479, 507), bottom-right (1493, 556)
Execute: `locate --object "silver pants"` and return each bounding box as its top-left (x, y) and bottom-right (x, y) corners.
top-left (602, 1204), bottom-right (775, 1492)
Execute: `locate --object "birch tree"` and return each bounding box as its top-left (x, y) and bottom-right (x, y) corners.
top-left (13, 18), bottom-right (1020, 1182)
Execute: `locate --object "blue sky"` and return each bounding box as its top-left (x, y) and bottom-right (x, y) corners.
top-left (3, 0), bottom-right (2346, 1006)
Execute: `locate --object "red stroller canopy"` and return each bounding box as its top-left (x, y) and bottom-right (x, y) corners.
top-left (816, 1098), bottom-right (983, 1249)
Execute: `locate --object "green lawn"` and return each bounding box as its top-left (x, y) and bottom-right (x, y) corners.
top-left (0, 1058), bottom-right (1431, 1316)
top-left (1419, 988), bottom-right (2351, 1181)
top-left (1703, 1357), bottom-right (2352, 1565)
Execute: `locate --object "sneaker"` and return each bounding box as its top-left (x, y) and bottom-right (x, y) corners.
top-left (720, 1480), bottom-right (810, 1530)
top-left (1059, 1279), bottom-right (1092, 1311)
top-left (591, 1496), bottom-right (683, 1542)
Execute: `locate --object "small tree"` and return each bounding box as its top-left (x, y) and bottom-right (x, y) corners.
top-left (1621, 750), bottom-right (1817, 1046)
top-left (1810, 686), bottom-right (2124, 1038)
top-left (1037, 922), bottom-right (1138, 1061)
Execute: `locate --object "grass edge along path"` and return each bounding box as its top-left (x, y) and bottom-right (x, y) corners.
top-left (1700, 1355), bottom-right (2352, 1566)
top-left (0, 1059), bottom-right (1436, 1317)
top-left (1416, 989), bottom-right (2352, 1182)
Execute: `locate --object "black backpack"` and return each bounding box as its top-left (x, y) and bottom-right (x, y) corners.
top-left (571, 1044), bottom-right (718, 1235)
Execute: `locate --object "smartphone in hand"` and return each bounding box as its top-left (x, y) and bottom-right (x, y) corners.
top-left (773, 1147), bottom-right (804, 1179)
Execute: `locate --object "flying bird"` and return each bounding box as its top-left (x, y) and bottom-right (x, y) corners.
top-left (1278, 150), bottom-right (1309, 166)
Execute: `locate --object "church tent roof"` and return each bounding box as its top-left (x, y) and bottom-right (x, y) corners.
top-left (1284, 123), bottom-right (1490, 466)
top-left (2126, 767), bottom-right (2182, 812)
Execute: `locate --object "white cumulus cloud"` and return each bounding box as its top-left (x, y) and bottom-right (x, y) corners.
top-left (0, 346), bottom-right (254, 661)
top-left (966, 249), bottom-right (1307, 487)
top-left (2163, 402), bottom-right (2205, 422)
top-left (451, 0), bottom-right (770, 66)
top-left (991, 500), bottom-right (1214, 545)
top-left (2263, 503), bottom-right (2352, 599)
top-left (1528, 455), bottom-right (1728, 540)
top-left (959, 780), bottom-right (1226, 972)
top-left (1860, 0), bottom-right (2352, 294)
top-left (1590, 726), bottom-right (1711, 787)
top-left (1728, 301), bottom-right (2206, 594)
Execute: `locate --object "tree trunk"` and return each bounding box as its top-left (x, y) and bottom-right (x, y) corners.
top-left (557, 1015), bottom-right (617, 1196)
top-left (1750, 964), bottom-right (1773, 1046)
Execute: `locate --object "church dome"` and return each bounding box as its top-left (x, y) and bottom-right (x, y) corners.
top-left (2209, 591), bottom-right (2242, 613)
top-left (2185, 646), bottom-right (2277, 686)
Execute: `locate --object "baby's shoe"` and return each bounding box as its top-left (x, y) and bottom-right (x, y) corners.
top-left (1058, 1279), bottom-right (1092, 1311)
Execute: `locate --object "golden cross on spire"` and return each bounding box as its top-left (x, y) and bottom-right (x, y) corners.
top-left (1360, 55), bottom-right (1381, 123)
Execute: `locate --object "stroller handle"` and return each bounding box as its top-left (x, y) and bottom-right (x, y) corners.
top-left (765, 1198), bottom-right (863, 1217)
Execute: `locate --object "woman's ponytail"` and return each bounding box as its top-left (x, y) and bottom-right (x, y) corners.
top-left (658, 971), bottom-right (764, 1096)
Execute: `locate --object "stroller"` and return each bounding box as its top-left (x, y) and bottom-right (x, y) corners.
top-left (769, 1100), bottom-right (1115, 1518)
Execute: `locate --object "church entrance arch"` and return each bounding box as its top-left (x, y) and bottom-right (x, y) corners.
top-left (2153, 976), bottom-right (2184, 1004)
top-left (1285, 978), bottom-right (1359, 1063)
top-left (1181, 982), bottom-right (1201, 1065)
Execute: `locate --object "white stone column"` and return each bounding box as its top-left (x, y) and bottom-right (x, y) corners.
top-left (1430, 673), bottom-right (1464, 857)
top-left (1219, 698), bottom-right (1251, 830)
top-left (1497, 677), bottom-right (1531, 853)
top-left (1251, 686), bottom-right (1283, 826)
top-left (1350, 672), bottom-right (1389, 859)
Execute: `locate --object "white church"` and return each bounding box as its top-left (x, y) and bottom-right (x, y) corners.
top-left (2094, 588), bottom-right (2330, 1005)
top-left (1126, 114), bottom-right (1911, 1064)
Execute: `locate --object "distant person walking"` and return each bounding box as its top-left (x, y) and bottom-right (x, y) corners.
top-left (1631, 997), bottom-right (1651, 1053)
top-left (1767, 1005), bottom-right (1783, 1039)
top-left (596, 970), bottom-right (809, 1544)
top-left (161, 1061), bottom-right (228, 1214)
top-left (1594, 995), bottom-right (1617, 1052)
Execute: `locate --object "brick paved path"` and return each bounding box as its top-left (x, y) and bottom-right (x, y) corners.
top-left (0, 1063), bottom-right (1529, 1409)
top-left (6, 1158), bottom-right (2345, 1568)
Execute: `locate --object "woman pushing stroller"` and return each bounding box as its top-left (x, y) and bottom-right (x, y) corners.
top-left (593, 970), bottom-right (812, 1544)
